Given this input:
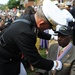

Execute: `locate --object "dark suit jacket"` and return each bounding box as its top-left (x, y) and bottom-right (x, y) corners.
top-left (0, 14), bottom-right (53, 75)
top-left (37, 43), bottom-right (75, 75)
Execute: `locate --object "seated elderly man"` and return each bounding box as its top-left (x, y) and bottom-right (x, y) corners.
top-left (35, 26), bottom-right (75, 75)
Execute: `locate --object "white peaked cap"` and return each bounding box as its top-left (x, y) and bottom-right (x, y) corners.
top-left (61, 9), bottom-right (73, 22)
top-left (42, 0), bottom-right (68, 26)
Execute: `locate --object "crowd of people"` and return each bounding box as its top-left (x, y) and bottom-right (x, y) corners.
top-left (0, 0), bottom-right (75, 75)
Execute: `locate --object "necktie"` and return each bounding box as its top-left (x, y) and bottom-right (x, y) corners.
top-left (58, 47), bottom-right (63, 57)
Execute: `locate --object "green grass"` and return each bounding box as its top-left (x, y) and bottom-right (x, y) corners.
top-left (26, 49), bottom-right (46, 75)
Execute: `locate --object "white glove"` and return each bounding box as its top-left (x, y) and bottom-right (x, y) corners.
top-left (56, 60), bottom-right (62, 70)
top-left (51, 60), bottom-right (62, 71)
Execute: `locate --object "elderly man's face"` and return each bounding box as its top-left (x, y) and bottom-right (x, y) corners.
top-left (58, 33), bottom-right (71, 47)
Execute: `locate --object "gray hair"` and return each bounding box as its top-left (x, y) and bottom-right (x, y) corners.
top-left (36, 6), bottom-right (47, 21)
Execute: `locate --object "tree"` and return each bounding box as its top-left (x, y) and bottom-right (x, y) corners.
top-left (7, 0), bottom-right (20, 9)
top-left (0, 4), bottom-right (8, 10)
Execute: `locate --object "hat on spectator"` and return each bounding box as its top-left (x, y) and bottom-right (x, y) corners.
top-left (65, 1), bottom-right (72, 6)
top-left (55, 26), bottom-right (73, 35)
top-left (59, 3), bottom-right (68, 9)
top-left (42, 0), bottom-right (67, 30)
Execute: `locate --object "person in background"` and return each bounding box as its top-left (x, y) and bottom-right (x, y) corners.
top-left (0, 0), bottom-right (67, 75)
top-left (35, 26), bottom-right (75, 75)
top-left (24, 6), bottom-right (36, 15)
top-left (58, 2), bottom-right (73, 24)
top-left (65, 1), bottom-right (72, 12)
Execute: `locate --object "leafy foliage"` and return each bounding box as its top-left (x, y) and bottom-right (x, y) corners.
top-left (7, 0), bottom-right (20, 9)
top-left (0, 4), bottom-right (7, 10)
